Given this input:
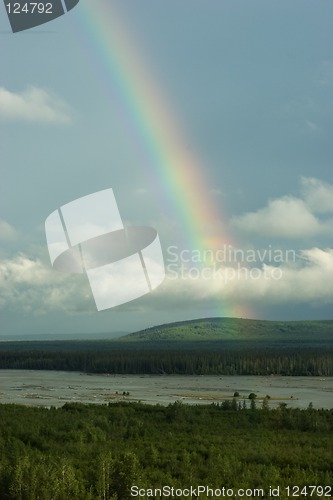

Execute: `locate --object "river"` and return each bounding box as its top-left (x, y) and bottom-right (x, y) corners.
top-left (0, 370), bottom-right (332, 409)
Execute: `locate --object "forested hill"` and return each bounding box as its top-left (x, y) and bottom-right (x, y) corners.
top-left (122, 317), bottom-right (333, 342)
top-left (1, 317), bottom-right (333, 375)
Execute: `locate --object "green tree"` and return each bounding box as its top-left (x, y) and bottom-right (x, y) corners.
top-left (110, 452), bottom-right (142, 499)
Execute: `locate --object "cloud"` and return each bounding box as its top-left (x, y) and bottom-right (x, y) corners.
top-left (231, 197), bottom-right (323, 238)
top-left (150, 247), bottom-right (333, 310)
top-left (231, 177), bottom-right (333, 239)
top-left (0, 219), bottom-right (17, 241)
top-left (0, 253), bottom-right (93, 313)
top-left (0, 87), bottom-right (72, 124)
top-left (301, 176), bottom-right (333, 214)
top-left (2, 247), bottom-right (333, 315)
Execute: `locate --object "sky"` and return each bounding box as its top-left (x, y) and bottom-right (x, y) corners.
top-left (1, 0), bottom-right (333, 338)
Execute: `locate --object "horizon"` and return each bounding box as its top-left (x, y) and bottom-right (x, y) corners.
top-left (2, 315), bottom-right (333, 342)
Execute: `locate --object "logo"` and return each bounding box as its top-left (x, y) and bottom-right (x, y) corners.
top-left (45, 188), bottom-right (165, 311)
top-left (3, 0), bottom-right (80, 33)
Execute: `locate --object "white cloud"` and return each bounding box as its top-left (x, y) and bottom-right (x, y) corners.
top-left (153, 247), bottom-right (333, 309)
top-left (231, 177), bottom-right (333, 239)
top-left (2, 247), bottom-right (333, 315)
top-left (0, 253), bottom-right (92, 313)
top-left (0, 87), bottom-right (72, 124)
top-left (231, 196), bottom-right (324, 238)
top-left (0, 219), bottom-right (17, 241)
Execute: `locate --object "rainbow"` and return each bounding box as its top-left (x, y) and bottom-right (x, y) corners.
top-left (75, 1), bottom-right (252, 318)
top-left (77, 1), bottom-right (230, 249)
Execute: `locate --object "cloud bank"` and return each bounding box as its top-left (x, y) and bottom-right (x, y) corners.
top-left (2, 178), bottom-right (332, 315)
top-left (158, 247), bottom-right (333, 308)
top-left (1, 248), bottom-right (333, 315)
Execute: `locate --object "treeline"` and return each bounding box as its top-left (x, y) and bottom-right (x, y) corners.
top-left (0, 402), bottom-right (332, 499)
top-left (0, 344), bottom-right (333, 375)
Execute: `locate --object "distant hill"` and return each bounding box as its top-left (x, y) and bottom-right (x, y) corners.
top-left (122, 317), bottom-right (333, 342)
top-left (1, 317), bottom-right (332, 375)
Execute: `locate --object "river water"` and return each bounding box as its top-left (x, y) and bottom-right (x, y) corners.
top-left (0, 370), bottom-right (332, 409)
